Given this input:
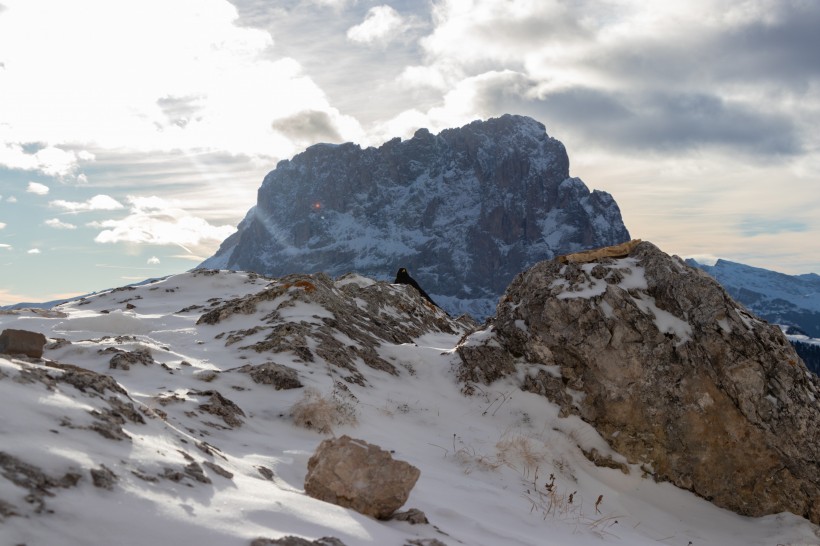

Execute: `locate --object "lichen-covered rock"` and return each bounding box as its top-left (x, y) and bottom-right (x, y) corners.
top-left (0, 451), bottom-right (82, 514)
top-left (240, 362), bottom-right (303, 390)
top-left (106, 348), bottom-right (155, 370)
top-left (304, 435), bottom-right (420, 519)
top-left (195, 390), bottom-right (245, 428)
top-left (0, 328), bottom-right (47, 358)
top-left (251, 537), bottom-right (347, 546)
top-left (390, 508), bottom-right (429, 524)
top-left (458, 241), bottom-right (820, 523)
top-left (46, 361), bottom-right (126, 396)
top-left (90, 465), bottom-right (118, 489)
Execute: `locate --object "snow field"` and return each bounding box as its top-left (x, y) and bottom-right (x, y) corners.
top-left (0, 270), bottom-right (818, 545)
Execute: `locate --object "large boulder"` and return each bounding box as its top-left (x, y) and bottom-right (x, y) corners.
top-left (458, 241), bottom-right (820, 523)
top-left (304, 435), bottom-right (420, 519)
top-left (0, 329), bottom-right (47, 358)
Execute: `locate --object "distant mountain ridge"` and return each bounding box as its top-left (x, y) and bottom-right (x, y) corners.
top-left (202, 114), bottom-right (630, 317)
top-left (687, 258), bottom-right (820, 374)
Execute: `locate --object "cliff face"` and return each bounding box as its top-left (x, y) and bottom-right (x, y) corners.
top-left (202, 115), bottom-right (630, 317)
top-left (458, 241), bottom-right (820, 523)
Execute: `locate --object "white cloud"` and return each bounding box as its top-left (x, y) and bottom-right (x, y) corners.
top-left (0, 243), bottom-right (11, 250)
top-left (398, 65), bottom-right (450, 91)
top-left (6, 196), bottom-right (17, 203)
top-left (311, 0), bottom-right (353, 7)
top-left (347, 5), bottom-right (411, 45)
top-left (27, 181), bottom-right (50, 195)
top-left (92, 195), bottom-right (236, 255)
top-left (50, 195), bottom-right (124, 212)
top-left (0, 222), bottom-right (6, 229)
top-left (0, 143), bottom-right (91, 179)
top-left (686, 254), bottom-right (720, 266)
top-left (45, 218), bottom-right (77, 230)
top-left (0, 0), bottom-right (363, 162)
top-left (147, 256), bottom-right (161, 265)
top-left (374, 70), bottom-right (534, 141)
top-left (169, 253), bottom-right (207, 262)
top-left (27, 248), bottom-right (41, 254)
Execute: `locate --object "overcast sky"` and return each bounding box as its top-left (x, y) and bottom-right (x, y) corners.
top-left (1, 0), bottom-right (819, 305)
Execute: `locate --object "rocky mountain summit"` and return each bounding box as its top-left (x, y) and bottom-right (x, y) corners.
top-left (459, 240), bottom-right (820, 523)
top-left (202, 115), bottom-right (630, 318)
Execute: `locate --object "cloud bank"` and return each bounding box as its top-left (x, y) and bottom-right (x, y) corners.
top-left (91, 196), bottom-right (236, 256)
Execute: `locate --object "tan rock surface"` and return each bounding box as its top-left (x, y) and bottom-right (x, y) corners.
top-left (459, 241), bottom-right (820, 523)
top-left (304, 435), bottom-right (420, 519)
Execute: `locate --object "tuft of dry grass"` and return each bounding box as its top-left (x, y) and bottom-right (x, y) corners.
top-left (290, 386), bottom-right (357, 434)
top-left (495, 433), bottom-right (546, 473)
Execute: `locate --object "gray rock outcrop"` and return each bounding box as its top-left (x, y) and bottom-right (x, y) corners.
top-left (251, 537), bottom-right (347, 546)
top-left (0, 328), bottom-right (47, 358)
top-left (197, 271), bottom-right (470, 386)
top-left (201, 114), bottom-right (630, 318)
top-left (688, 257), bottom-right (820, 339)
top-left (304, 435), bottom-right (420, 519)
top-left (458, 241), bottom-right (820, 523)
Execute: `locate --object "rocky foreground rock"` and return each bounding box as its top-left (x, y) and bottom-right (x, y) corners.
top-left (202, 114), bottom-right (630, 317)
top-left (458, 240), bottom-right (820, 523)
top-left (304, 435), bottom-right (420, 519)
top-left (0, 328), bottom-right (47, 358)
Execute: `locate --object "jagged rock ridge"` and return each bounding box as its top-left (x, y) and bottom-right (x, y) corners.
top-left (458, 241), bottom-right (820, 524)
top-left (202, 114), bottom-right (630, 318)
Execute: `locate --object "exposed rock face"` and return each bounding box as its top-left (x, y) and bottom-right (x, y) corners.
top-left (0, 328), bottom-right (47, 358)
top-left (458, 241), bottom-right (820, 523)
top-left (241, 362), bottom-right (303, 390)
top-left (251, 537), bottom-right (347, 546)
top-left (197, 271), bottom-right (470, 386)
top-left (304, 435), bottom-right (420, 519)
top-left (0, 452), bottom-right (82, 515)
top-left (105, 347), bottom-right (155, 370)
top-left (688, 258), bottom-right (820, 375)
top-left (202, 115), bottom-right (630, 317)
top-left (688, 257), bottom-right (820, 338)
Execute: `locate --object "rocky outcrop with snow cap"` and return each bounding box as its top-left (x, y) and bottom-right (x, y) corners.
top-left (458, 241), bottom-right (820, 523)
top-left (202, 115), bottom-right (630, 318)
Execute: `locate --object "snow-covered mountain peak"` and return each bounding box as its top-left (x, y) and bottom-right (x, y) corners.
top-left (202, 114), bottom-right (630, 318)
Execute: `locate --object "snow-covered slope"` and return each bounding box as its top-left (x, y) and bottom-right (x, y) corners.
top-left (202, 115), bottom-right (630, 318)
top-left (2, 269), bottom-right (818, 546)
